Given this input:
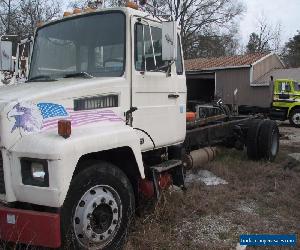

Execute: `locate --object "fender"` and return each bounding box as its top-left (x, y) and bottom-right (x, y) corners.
top-left (8, 123), bottom-right (144, 207)
top-left (287, 103), bottom-right (300, 116)
top-left (273, 101), bottom-right (300, 117)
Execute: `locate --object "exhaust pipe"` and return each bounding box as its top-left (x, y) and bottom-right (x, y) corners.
top-left (183, 147), bottom-right (217, 170)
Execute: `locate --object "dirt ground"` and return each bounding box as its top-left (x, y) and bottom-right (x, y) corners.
top-left (125, 123), bottom-right (300, 250)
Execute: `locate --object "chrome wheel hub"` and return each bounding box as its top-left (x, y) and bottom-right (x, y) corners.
top-left (73, 185), bottom-right (122, 249)
top-left (292, 113), bottom-right (300, 125)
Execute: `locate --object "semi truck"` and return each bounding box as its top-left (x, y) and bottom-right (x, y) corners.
top-left (237, 77), bottom-right (300, 127)
top-left (0, 5), bottom-right (279, 249)
top-left (270, 79), bottom-right (300, 127)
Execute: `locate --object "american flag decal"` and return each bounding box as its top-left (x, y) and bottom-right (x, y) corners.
top-left (36, 103), bottom-right (123, 131)
top-left (37, 103), bottom-right (68, 119)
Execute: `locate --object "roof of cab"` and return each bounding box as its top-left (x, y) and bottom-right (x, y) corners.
top-left (38, 7), bottom-right (163, 29)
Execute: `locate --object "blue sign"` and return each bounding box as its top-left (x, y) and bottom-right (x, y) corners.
top-left (240, 234), bottom-right (297, 246)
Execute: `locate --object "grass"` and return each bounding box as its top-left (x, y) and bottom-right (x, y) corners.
top-left (125, 145), bottom-right (300, 250)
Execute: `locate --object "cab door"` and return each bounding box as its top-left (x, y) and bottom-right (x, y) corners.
top-left (131, 18), bottom-right (186, 151)
top-left (276, 81), bottom-right (291, 100)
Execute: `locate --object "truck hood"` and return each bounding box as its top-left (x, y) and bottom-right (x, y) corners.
top-left (0, 77), bottom-right (118, 103)
top-left (0, 77), bottom-right (126, 149)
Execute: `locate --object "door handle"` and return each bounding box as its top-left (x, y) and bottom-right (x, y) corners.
top-left (168, 94), bottom-right (180, 99)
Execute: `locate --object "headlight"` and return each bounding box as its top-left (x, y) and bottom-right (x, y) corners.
top-left (21, 158), bottom-right (49, 187)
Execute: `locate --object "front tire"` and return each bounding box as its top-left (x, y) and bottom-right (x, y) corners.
top-left (289, 109), bottom-right (300, 128)
top-left (61, 161), bottom-right (135, 250)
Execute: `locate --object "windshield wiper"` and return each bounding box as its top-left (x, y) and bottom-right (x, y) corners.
top-left (64, 72), bottom-right (93, 79)
top-left (27, 75), bottom-right (57, 82)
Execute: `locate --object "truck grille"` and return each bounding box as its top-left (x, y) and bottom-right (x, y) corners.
top-left (0, 152), bottom-right (5, 194)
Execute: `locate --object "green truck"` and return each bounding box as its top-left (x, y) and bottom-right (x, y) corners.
top-left (270, 79), bottom-right (300, 127)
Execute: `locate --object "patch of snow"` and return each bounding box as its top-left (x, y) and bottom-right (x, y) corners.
top-left (288, 153), bottom-right (300, 162)
top-left (236, 243), bottom-right (247, 250)
top-left (185, 170), bottom-right (228, 186)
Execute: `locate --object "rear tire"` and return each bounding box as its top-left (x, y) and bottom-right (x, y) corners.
top-left (246, 119), bottom-right (264, 160)
top-left (258, 120), bottom-right (279, 161)
top-left (289, 109), bottom-right (300, 128)
top-left (61, 161), bottom-right (135, 250)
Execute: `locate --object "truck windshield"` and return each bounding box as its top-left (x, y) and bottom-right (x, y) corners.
top-left (29, 12), bottom-right (125, 81)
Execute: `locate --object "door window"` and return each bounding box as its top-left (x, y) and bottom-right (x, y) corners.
top-left (135, 23), bottom-right (168, 72)
top-left (279, 82), bottom-right (291, 92)
top-left (176, 35), bottom-right (183, 75)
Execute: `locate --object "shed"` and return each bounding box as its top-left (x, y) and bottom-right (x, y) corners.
top-left (253, 68), bottom-right (300, 85)
top-left (185, 53), bottom-right (285, 109)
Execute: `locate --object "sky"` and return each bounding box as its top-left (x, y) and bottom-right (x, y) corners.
top-left (239, 0), bottom-right (300, 46)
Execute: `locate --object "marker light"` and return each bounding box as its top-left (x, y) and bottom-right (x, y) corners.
top-left (63, 11), bottom-right (72, 17)
top-left (186, 112), bottom-right (196, 122)
top-left (73, 8), bottom-right (82, 14)
top-left (36, 21), bottom-right (44, 27)
top-left (83, 7), bottom-right (94, 12)
top-left (125, 1), bottom-right (139, 10)
top-left (58, 120), bottom-right (71, 139)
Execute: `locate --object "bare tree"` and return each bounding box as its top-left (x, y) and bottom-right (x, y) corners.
top-left (18, 0), bottom-right (61, 36)
top-left (246, 14), bottom-right (282, 54)
top-left (0, 0), bottom-right (20, 34)
top-left (68, 0), bottom-right (124, 8)
top-left (68, 0), bottom-right (90, 8)
top-left (282, 31), bottom-right (300, 68)
top-left (0, 0), bottom-right (61, 37)
top-left (145, 0), bottom-right (245, 58)
top-left (187, 23), bottom-right (240, 58)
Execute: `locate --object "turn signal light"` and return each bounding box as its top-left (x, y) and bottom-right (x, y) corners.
top-left (58, 120), bottom-right (71, 139)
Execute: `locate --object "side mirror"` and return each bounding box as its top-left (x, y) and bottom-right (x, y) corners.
top-left (0, 40), bottom-right (13, 71)
top-left (162, 21), bottom-right (177, 61)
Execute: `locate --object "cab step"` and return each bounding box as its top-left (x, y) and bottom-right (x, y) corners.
top-left (150, 159), bottom-right (185, 199)
top-left (150, 159), bottom-right (182, 173)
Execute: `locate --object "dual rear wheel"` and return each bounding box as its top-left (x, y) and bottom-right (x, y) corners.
top-left (246, 119), bottom-right (279, 161)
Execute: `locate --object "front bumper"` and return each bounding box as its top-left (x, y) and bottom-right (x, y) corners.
top-left (0, 205), bottom-right (61, 248)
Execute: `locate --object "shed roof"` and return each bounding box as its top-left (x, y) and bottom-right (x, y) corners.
top-left (185, 53), bottom-right (269, 71)
top-left (253, 68), bottom-right (300, 85)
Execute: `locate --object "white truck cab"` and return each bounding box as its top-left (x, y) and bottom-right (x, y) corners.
top-left (0, 6), bottom-right (187, 249)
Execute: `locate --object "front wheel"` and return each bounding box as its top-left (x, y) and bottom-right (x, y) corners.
top-left (289, 109), bottom-right (300, 128)
top-left (61, 161), bottom-right (135, 249)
